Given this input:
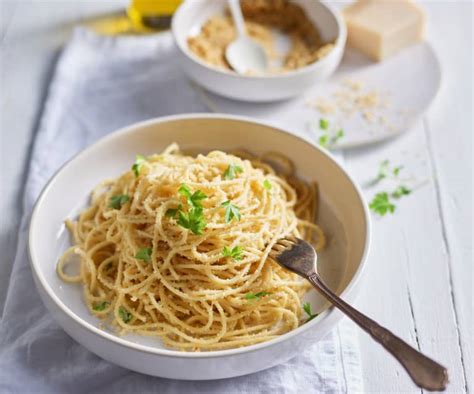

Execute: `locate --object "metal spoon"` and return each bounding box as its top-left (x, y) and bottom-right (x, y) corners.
top-left (225, 0), bottom-right (268, 75)
top-left (269, 236), bottom-right (449, 392)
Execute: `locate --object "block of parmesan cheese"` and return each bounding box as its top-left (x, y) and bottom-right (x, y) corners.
top-left (343, 0), bottom-right (425, 61)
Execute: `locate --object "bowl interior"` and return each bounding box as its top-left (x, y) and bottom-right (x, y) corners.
top-left (30, 116), bottom-right (368, 352)
top-left (173, 0), bottom-right (340, 75)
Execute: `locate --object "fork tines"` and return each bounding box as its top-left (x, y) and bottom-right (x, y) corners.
top-left (269, 236), bottom-right (298, 259)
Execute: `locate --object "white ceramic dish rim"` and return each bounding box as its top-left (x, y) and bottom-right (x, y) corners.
top-left (28, 113), bottom-right (371, 360)
top-left (172, 0), bottom-right (347, 80)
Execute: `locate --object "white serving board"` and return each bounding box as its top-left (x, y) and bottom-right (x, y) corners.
top-left (195, 42), bottom-right (441, 149)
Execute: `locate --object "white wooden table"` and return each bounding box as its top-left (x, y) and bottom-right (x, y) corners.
top-left (0, 1), bottom-right (471, 392)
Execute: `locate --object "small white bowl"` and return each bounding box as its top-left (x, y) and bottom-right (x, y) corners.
top-left (29, 114), bottom-right (370, 380)
top-left (172, 0), bottom-right (346, 102)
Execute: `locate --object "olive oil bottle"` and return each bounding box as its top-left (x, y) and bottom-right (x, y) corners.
top-left (127, 0), bottom-right (183, 31)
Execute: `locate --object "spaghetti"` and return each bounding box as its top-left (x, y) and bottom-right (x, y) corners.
top-left (57, 144), bottom-right (325, 351)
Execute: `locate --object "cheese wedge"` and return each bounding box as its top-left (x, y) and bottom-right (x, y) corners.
top-left (343, 0), bottom-right (425, 61)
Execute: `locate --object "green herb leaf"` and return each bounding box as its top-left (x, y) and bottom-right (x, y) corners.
top-left (377, 160), bottom-right (390, 181)
top-left (221, 200), bottom-right (241, 223)
top-left (190, 190), bottom-right (207, 207)
top-left (109, 194), bottom-right (130, 210)
top-left (165, 204), bottom-right (182, 218)
top-left (93, 301), bottom-right (109, 311)
top-left (178, 183), bottom-right (192, 199)
top-left (393, 166), bottom-right (403, 177)
top-left (222, 245), bottom-right (243, 261)
top-left (319, 118), bottom-right (329, 130)
top-left (303, 302), bottom-right (318, 322)
top-left (118, 306), bottom-right (132, 323)
top-left (223, 164), bottom-right (243, 180)
top-left (135, 247), bottom-right (152, 262)
top-left (369, 192), bottom-right (396, 216)
top-left (131, 154), bottom-right (146, 177)
top-left (332, 128), bottom-right (345, 144)
top-left (179, 183), bottom-right (208, 208)
top-left (263, 179), bottom-right (272, 190)
top-left (177, 207), bottom-right (207, 235)
top-left (318, 134), bottom-right (329, 148)
top-left (245, 291), bottom-right (271, 300)
top-left (391, 185), bottom-right (411, 199)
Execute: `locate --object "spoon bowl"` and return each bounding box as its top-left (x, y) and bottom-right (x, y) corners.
top-left (226, 36), bottom-right (268, 75)
top-left (225, 0), bottom-right (268, 75)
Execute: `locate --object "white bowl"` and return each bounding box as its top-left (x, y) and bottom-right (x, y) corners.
top-left (172, 0), bottom-right (346, 102)
top-left (29, 114), bottom-right (370, 380)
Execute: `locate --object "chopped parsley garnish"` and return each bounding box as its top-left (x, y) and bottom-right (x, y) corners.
top-left (263, 180), bottom-right (272, 190)
top-left (135, 247), bottom-right (152, 262)
top-left (393, 165), bottom-right (403, 177)
top-left (316, 119), bottom-right (344, 149)
top-left (319, 118), bottom-right (330, 130)
top-left (245, 291), bottom-right (271, 300)
top-left (221, 200), bottom-right (241, 223)
top-left (167, 184), bottom-right (208, 235)
top-left (223, 164), bottom-right (243, 180)
top-left (177, 207), bottom-right (207, 235)
top-left (369, 192), bottom-right (396, 216)
top-left (165, 205), bottom-right (182, 218)
top-left (318, 134), bottom-right (329, 148)
top-left (373, 160), bottom-right (403, 184)
top-left (368, 160), bottom-right (413, 216)
top-left (303, 302), bottom-right (318, 322)
top-left (179, 183), bottom-right (207, 208)
top-left (392, 185), bottom-right (411, 199)
top-left (109, 194), bottom-right (130, 210)
top-left (369, 185), bottom-right (412, 216)
top-left (93, 301), bottom-right (109, 311)
top-left (222, 245), bottom-right (243, 261)
top-left (377, 160), bottom-right (390, 181)
top-left (333, 128), bottom-right (345, 144)
top-left (118, 307), bottom-right (132, 323)
top-left (131, 154), bottom-right (146, 177)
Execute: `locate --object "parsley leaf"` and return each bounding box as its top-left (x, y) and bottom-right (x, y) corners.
top-left (391, 185), bottom-right (411, 199)
top-left (377, 160), bottom-right (390, 181)
top-left (319, 118), bottom-right (329, 130)
top-left (109, 194), bottom-right (130, 210)
top-left (263, 179), bottom-right (272, 190)
top-left (222, 245), bottom-right (243, 261)
top-left (318, 134), bottom-right (329, 148)
top-left (93, 301), bottom-right (109, 311)
top-left (165, 204), bottom-right (182, 218)
top-left (135, 247), bottom-right (152, 262)
top-left (177, 207), bottom-right (207, 235)
top-left (369, 192), bottom-right (396, 216)
top-left (332, 128), bottom-right (345, 144)
top-left (179, 184), bottom-right (207, 208)
top-left (303, 302), bottom-right (318, 322)
top-left (118, 306), bottom-right (132, 323)
top-left (245, 291), bottom-right (271, 300)
top-left (131, 154), bottom-right (146, 177)
top-left (224, 164), bottom-right (243, 180)
top-left (393, 166), bottom-right (403, 177)
top-left (221, 200), bottom-right (241, 223)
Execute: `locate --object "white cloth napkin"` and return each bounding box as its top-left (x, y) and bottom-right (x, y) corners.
top-left (0, 28), bottom-right (363, 394)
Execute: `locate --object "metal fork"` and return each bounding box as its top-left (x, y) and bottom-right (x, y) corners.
top-left (269, 236), bottom-right (449, 391)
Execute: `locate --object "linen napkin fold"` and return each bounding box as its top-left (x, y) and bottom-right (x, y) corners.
top-left (0, 28), bottom-right (363, 394)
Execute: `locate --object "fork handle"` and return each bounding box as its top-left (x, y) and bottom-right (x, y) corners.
top-left (307, 273), bottom-right (448, 391)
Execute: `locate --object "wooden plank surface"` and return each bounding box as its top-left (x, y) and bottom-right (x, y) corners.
top-left (345, 3), bottom-right (472, 392)
top-left (0, 1), bottom-right (471, 392)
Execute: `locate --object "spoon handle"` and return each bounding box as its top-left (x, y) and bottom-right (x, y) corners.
top-left (307, 273), bottom-right (449, 391)
top-left (228, 0), bottom-right (246, 37)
